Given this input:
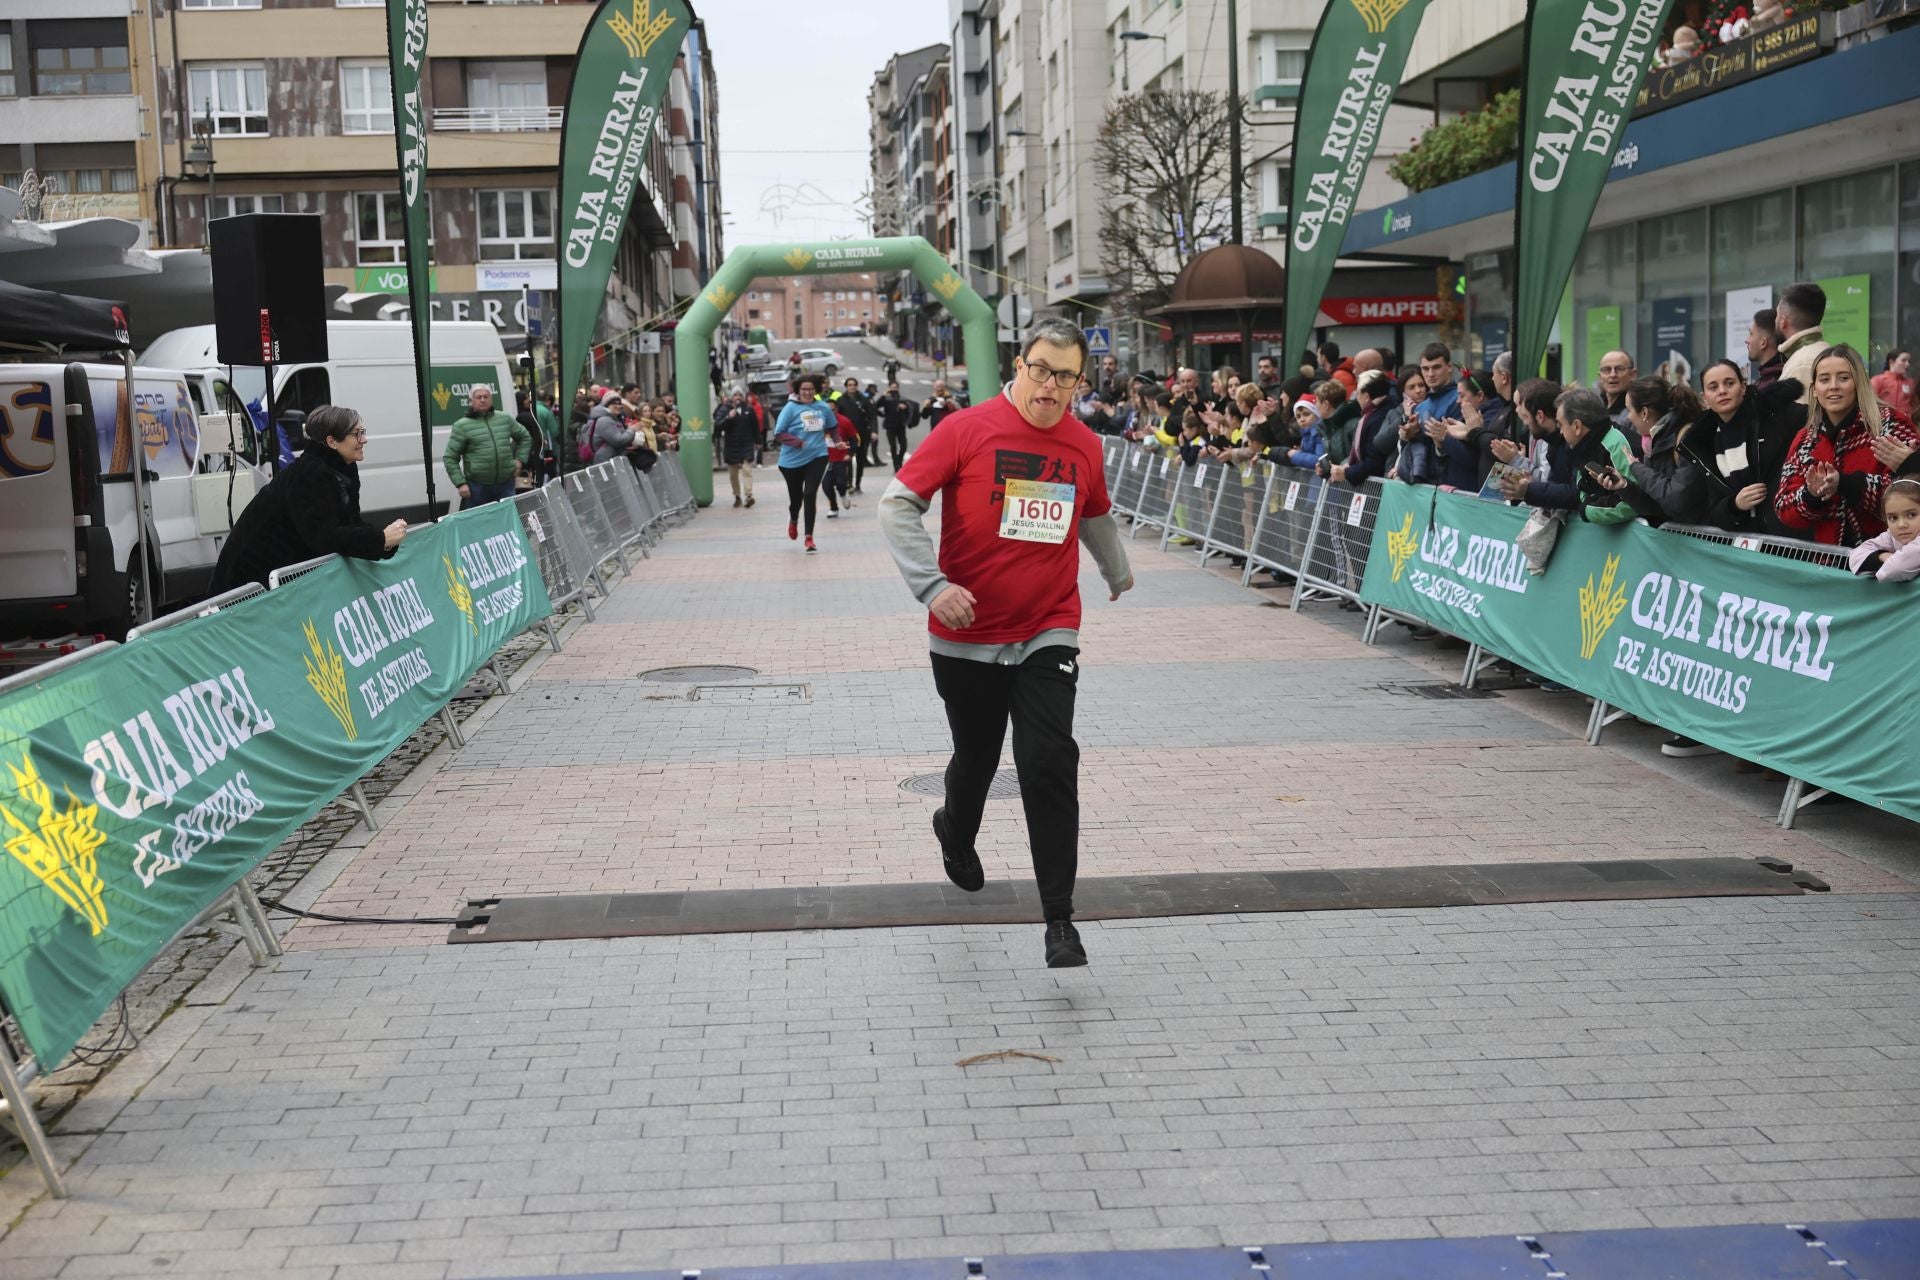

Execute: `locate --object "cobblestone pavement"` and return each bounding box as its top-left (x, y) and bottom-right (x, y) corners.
top-left (2, 485), bottom-right (1915, 1278)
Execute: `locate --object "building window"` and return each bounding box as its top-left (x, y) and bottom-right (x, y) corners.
top-left (336, 0), bottom-right (384, 6)
top-left (31, 21), bottom-right (132, 96)
top-left (209, 193), bottom-right (284, 220)
top-left (340, 60), bottom-right (392, 135)
top-left (1259, 32), bottom-right (1310, 97)
top-left (1052, 220), bottom-right (1073, 260)
top-left (354, 191), bottom-right (428, 265)
top-left (465, 60), bottom-right (549, 129)
top-left (0, 37), bottom-right (14, 97)
top-left (187, 63), bottom-right (269, 136)
top-left (181, 0), bottom-right (262, 8)
top-left (476, 188), bottom-right (553, 261)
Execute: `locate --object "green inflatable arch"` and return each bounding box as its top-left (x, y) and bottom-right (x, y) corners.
top-left (671, 236), bottom-right (996, 506)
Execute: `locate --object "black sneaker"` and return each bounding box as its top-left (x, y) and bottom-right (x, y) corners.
top-left (1661, 736), bottom-right (1718, 758)
top-left (933, 808), bottom-right (983, 892)
top-left (1044, 919), bottom-right (1087, 968)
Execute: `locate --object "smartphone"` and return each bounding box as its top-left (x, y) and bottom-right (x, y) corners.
top-left (1583, 462), bottom-right (1610, 480)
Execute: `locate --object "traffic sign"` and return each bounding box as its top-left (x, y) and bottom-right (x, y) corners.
top-left (1084, 326), bottom-right (1111, 354)
top-left (996, 294), bottom-right (1033, 329)
top-left (525, 291), bottom-right (543, 339)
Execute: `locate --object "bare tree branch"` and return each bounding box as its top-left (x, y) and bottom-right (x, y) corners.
top-left (1095, 89), bottom-right (1248, 323)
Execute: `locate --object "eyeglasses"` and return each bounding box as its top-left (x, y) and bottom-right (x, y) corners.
top-left (348, 428), bottom-right (368, 441)
top-left (1019, 360), bottom-right (1084, 388)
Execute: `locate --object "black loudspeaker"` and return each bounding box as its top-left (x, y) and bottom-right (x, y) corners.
top-left (210, 213), bottom-right (328, 366)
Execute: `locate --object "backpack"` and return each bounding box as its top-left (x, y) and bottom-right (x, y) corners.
top-left (577, 416), bottom-right (597, 463)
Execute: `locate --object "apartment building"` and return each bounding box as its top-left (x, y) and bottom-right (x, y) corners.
top-left (0, 1), bottom-right (147, 225)
top-left (948, 0), bottom-right (998, 302)
top-left (135, 0), bottom-right (721, 392)
top-left (729, 273), bottom-right (884, 345)
top-left (867, 43), bottom-right (953, 356)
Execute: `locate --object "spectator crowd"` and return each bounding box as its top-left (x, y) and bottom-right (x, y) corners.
top-left (1073, 280), bottom-right (1918, 756)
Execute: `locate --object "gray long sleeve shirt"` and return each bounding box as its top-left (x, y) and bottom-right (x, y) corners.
top-left (878, 475), bottom-right (1132, 665)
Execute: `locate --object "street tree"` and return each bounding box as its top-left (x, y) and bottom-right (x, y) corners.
top-left (1095, 89), bottom-right (1247, 321)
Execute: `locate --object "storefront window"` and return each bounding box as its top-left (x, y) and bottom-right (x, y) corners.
top-left (1464, 250), bottom-right (1512, 371)
top-left (1897, 162), bottom-right (1920, 374)
top-left (1571, 222), bottom-right (1637, 385)
top-left (1797, 167), bottom-right (1896, 367)
top-left (1707, 188), bottom-right (1793, 371)
top-left (1638, 209), bottom-right (1707, 386)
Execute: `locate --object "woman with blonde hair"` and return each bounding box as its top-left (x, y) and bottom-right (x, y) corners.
top-left (1774, 344), bottom-right (1920, 545)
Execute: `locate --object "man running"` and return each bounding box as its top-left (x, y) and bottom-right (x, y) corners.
top-left (879, 318), bottom-right (1133, 968)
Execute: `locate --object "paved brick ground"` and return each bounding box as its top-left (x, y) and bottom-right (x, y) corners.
top-left (3, 474), bottom-right (1915, 1279)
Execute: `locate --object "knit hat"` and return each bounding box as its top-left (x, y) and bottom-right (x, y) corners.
top-left (1293, 398), bottom-right (1324, 423)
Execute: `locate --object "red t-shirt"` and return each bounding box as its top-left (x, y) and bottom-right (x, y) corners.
top-left (896, 393), bottom-right (1112, 644)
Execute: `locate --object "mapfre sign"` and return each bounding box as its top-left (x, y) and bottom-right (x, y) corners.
top-left (1322, 296), bottom-right (1442, 325)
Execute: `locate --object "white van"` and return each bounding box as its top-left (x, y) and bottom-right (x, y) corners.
top-left (140, 319), bottom-right (518, 529)
top-left (0, 361), bottom-right (255, 637)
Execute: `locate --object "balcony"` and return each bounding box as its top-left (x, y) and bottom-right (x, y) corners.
top-left (431, 106), bottom-right (564, 132)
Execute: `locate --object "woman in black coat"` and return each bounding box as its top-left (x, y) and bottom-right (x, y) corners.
top-left (1679, 360), bottom-right (1804, 532)
top-left (211, 405), bottom-right (409, 591)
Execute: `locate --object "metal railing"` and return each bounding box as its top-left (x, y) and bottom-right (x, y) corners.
top-left (1243, 466), bottom-right (1325, 588)
top-left (430, 106), bottom-right (564, 133)
top-left (561, 469), bottom-right (632, 582)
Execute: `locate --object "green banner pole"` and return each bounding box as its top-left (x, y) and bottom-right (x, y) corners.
top-left (386, 0), bottom-right (437, 518)
top-left (1283, 0), bottom-right (1434, 365)
top-left (1512, 0), bottom-right (1676, 377)
top-left (557, 0), bottom-right (691, 462)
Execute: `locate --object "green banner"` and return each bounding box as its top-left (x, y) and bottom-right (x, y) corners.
top-left (1285, 0), bottom-right (1434, 357)
top-left (386, 0), bottom-right (438, 513)
top-left (1818, 273), bottom-right (1871, 354)
top-left (557, 0), bottom-right (691, 461)
top-left (1584, 304), bottom-right (1621, 383)
top-left (1512, 0), bottom-right (1676, 376)
top-left (429, 363), bottom-right (507, 428)
top-left (0, 505), bottom-right (551, 1068)
top-left (1359, 484), bottom-right (1920, 822)
top-left (354, 265), bottom-right (438, 294)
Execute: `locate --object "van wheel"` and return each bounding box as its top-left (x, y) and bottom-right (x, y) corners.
top-left (111, 553), bottom-right (153, 640)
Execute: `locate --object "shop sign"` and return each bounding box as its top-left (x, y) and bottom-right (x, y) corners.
top-left (1192, 329), bottom-right (1286, 345)
top-left (477, 262), bottom-right (559, 293)
top-left (1321, 296), bottom-right (1441, 325)
top-left (354, 265), bottom-right (439, 294)
top-left (1634, 15), bottom-right (1825, 117)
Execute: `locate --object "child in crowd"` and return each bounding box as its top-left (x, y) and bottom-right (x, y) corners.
top-left (1848, 477), bottom-right (1920, 582)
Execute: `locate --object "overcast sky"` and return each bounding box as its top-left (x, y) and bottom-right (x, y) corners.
top-left (699, 2), bottom-right (950, 247)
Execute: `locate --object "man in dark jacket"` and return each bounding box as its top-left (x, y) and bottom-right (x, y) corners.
top-left (1747, 310), bottom-right (1785, 391)
top-left (876, 381), bottom-right (917, 468)
top-left (832, 377), bottom-right (874, 492)
top-left (717, 391), bottom-right (758, 508)
top-left (921, 380), bottom-right (961, 430)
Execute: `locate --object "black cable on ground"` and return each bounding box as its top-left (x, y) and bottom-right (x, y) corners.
top-left (257, 897), bottom-right (461, 927)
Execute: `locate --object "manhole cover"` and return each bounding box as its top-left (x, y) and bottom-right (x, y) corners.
top-left (900, 769), bottom-right (1022, 799)
top-left (640, 665), bottom-right (758, 683)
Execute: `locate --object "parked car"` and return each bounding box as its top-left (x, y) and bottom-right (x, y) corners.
top-left (741, 343), bottom-right (772, 370)
top-left (825, 326), bottom-right (864, 339)
top-left (787, 348), bottom-right (844, 377)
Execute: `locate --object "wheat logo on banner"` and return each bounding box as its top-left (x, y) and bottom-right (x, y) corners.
top-left (2, 752), bottom-right (110, 935)
top-left (1579, 553), bottom-right (1629, 661)
top-left (1351, 0), bottom-right (1412, 35)
top-left (302, 618), bottom-right (358, 741)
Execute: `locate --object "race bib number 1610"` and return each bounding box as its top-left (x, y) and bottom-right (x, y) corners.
top-left (999, 479), bottom-right (1075, 543)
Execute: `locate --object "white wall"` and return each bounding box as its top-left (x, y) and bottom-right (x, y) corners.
top-left (0, 95), bottom-right (142, 147)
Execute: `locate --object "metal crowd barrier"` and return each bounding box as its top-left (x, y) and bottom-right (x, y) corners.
top-left (1243, 466), bottom-right (1326, 588)
top-left (561, 468), bottom-right (632, 582)
top-left (586, 461), bottom-right (650, 562)
top-left (511, 484), bottom-right (594, 626)
top-left (1161, 458), bottom-right (1228, 553)
top-left (1111, 439), bottom-right (1151, 518)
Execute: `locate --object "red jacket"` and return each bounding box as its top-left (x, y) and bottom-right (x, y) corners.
top-left (825, 411), bottom-right (857, 462)
top-left (1774, 403), bottom-right (1919, 545)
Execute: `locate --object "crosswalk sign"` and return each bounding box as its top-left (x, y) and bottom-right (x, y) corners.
top-left (1084, 326), bottom-right (1111, 354)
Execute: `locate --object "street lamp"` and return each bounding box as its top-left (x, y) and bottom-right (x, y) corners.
top-left (1117, 30), bottom-right (1166, 94)
top-left (183, 104), bottom-right (216, 245)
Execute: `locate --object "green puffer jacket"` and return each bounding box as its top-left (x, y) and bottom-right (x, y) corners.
top-left (443, 410), bottom-right (530, 486)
